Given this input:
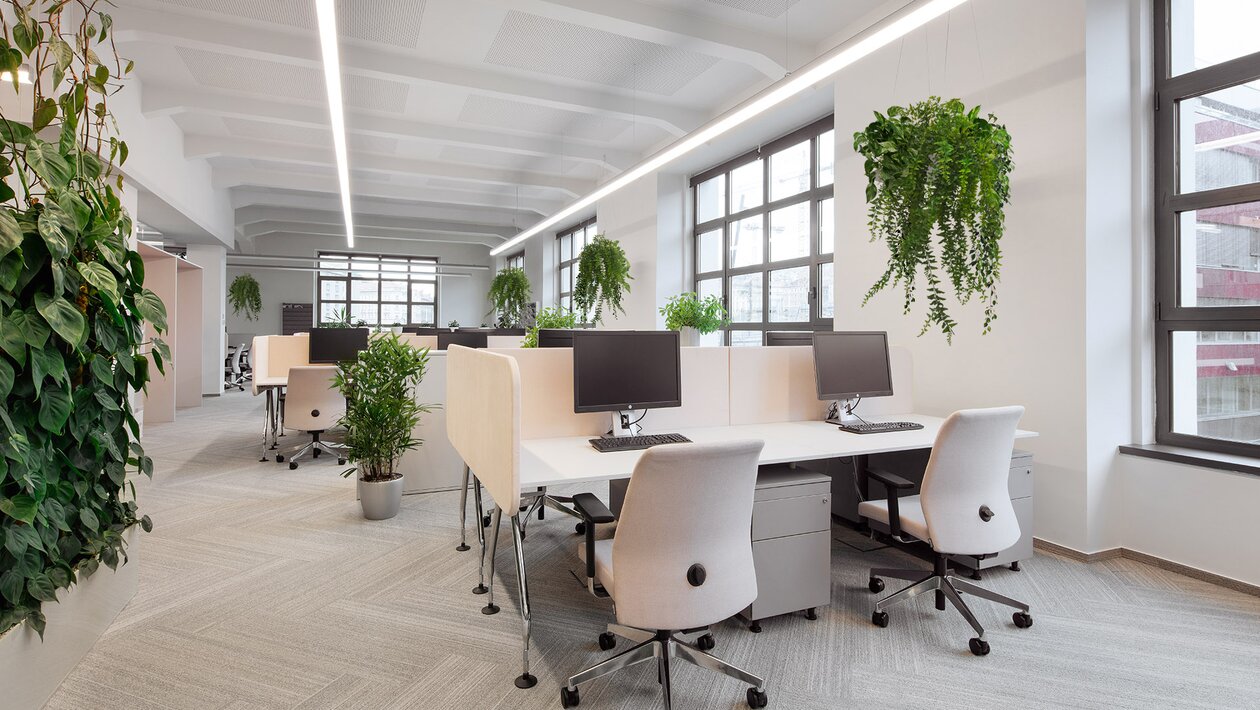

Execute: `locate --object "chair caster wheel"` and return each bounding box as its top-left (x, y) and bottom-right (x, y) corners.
top-left (746, 687), bottom-right (768, 708)
top-left (1010, 561), bottom-right (1021, 571)
top-left (868, 577), bottom-right (885, 593)
top-left (748, 621), bottom-right (762, 633)
top-left (1013, 611), bottom-right (1033, 628)
top-left (969, 637), bottom-right (990, 656)
top-left (804, 607), bottom-right (818, 621)
top-left (313, 449), bottom-right (321, 458)
top-left (456, 543), bottom-right (470, 552)
top-left (275, 454), bottom-right (285, 463)
top-left (338, 459), bottom-right (346, 466)
top-left (696, 633), bottom-right (715, 651)
top-left (482, 515), bottom-right (491, 528)
top-left (575, 522), bottom-right (586, 535)
top-left (514, 673), bottom-right (537, 689)
top-left (598, 632), bottom-right (616, 651)
top-left (969, 569), bottom-right (983, 581)
top-left (872, 610), bottom-right (889, 627)
top-left (560, 686), bottom-right (580, 707)
top-left (289, 461), bottom-right (298, 470)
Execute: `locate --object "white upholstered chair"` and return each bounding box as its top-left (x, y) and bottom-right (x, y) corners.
top-left (858, 405), bottom-right (1032, 656)
top-left (275, 366), bottom-right (345, 470)
top-left (564, 440), bottom-right (769, 709)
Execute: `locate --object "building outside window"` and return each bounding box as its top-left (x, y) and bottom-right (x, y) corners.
top-left (316, 251), bottom-right (439, 328)
top-left (691, 116), bottom-right (834, 346)
top-left (556, 217), bottom-right (596, 312)
top-left (1155, 0), bottom-right (1260, 454)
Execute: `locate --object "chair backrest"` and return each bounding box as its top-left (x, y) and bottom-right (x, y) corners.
top-left (446, 345), bottom-right (521, 512)
top-left (920, 406), bottom-right (1025, 556)
top-left (284, 366), bottom-right (343, 433)
top-left (610, 439), bottom-right (764, 631)
top-left (228, 346), bottom-right (243, 375)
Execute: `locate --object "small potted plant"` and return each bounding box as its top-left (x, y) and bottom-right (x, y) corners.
top-left (334, 334), bottom-right (436, 520)
top-left (487, 266), bottom-right (532, 328)
top-left (522, 306), bottom-right (579, 347)
top-left (448, 319), bottom-right (460, 331)
top-left (660, 292), bottom-right (728, 346)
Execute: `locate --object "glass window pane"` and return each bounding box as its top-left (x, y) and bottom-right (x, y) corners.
top-left (351, 303), bottom-right (378, 326)
top-left (769, 266), bottom-right (810, 322)
top-left (411, 305), bottom-right (434, 326)
top-left (411, 282), bottom-right (435, 303)
top-left (770, 201), bottom-right (810, 262)
top-left (1180, 201), bottom-right (1260, 306)
top-left (320, 302), bottom-right (345, 323)
top-left (820, 198), bottom-right (834, 255)
top-left (819, 261), bottom-right (834, 319)
top-left (1171, 330), bottom-right (1260, 443)
top-left (1178, 80), bottom-right (1260, 193)
top-left (559, 265), bottom-right (571, 294)
top-left (381, 303), bottom-right (408, 326)
top-left (560, 295), bottom-right (571, 311)
top-left (321, 280), bottom-right (346, 301)
top-left (319, 257), bottom-right (348, 276)
top-left (698, 229), bottom-right (723, 273)
top-left (729, 215), bottom-right (763, 268)
top-left (697, 277), bottom-right (721, 301)
top-left (729, 273), bottom-right (763, 322)
top-left (729, 330), bottom-right (762, 347)
top-left (411, 261), bottom-right (437, 277)
top-left (380, 259), bottom-right (408, 279)
top-left (560, 234), bottom-right (572, 262)
top-left (1170, 1), bottom-right (1260, 76)
top-left (696, 175), bottom-right (726, 223)
top-left (770, 140), bottom-right (811, 201)
top-left (381, 280), bottom-right (408, 302)
top-left (817, 130), bottom-right (834, 187)
top-left (730, 159), bottom-right (763, 212)
top-left (350, 279), bottom-right (378, 301)
top-left (351, 257), bottom-right (379, 278)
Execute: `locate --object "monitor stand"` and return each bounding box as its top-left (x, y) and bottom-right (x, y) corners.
top-left (602, 410), bottom-right (643, 438)
top-left (825, 399), bottom-right (862, 426)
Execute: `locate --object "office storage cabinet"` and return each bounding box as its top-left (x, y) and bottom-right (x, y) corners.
top-left (950, 450), bottom-right (1034, 572)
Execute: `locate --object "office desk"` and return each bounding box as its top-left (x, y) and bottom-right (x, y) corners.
top-left (254, 376), bottom-right (287, 461)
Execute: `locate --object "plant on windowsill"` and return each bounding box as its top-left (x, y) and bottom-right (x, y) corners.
top-left (0, 2), bottom-right (160, 638)
top-left (318, 307), bottom-right (366, 329)
top-left (573, 234), bottom-right (632, 326)
top-left (521, 306), bottom-right (579, 348)
top-left (447, 319), bottom-right (459, 331)
top-left (659, 292), bottom-right (728, 346)
top-left (853, 96), bottom-right (1013, 343)
top-left (334, 333), bottom-right (436, 520)
top-left (487, 266), bottom-right (531, 328)
top-left (227, 273), bottom-right (262, 321)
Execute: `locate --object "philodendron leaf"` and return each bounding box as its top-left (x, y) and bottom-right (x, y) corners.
top-left (0, 494), bottom-right (38, 523)
top-left (133, 288), bottom-right (167, 332)
top-left (77, 261), bottom-right (118, 300)
top-left (27, 139), bottom-right (73, 189)
top-left (26, 575), bottom-right (58, 603)
top-left (31, 98), bottom-right (57, 131)
top-left (0, 357), bottom-right (13, 398)
top-left (38, 385), bottom-right (72, 433)
top-left (0, 210), bottom-right (21, 258)
top-left (37, 208), bottom-right (70, 259)
top-left (35, 292), bottom-right (85, 346)
top-left (0, 570), bottom-right (22, 605)
top-left (57, 192), bottom-right (91, 232)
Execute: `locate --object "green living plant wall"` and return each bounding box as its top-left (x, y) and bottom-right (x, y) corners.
top-left (0, 1), bottom-right (161, 637)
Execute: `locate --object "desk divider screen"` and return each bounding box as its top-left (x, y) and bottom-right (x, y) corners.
top-left (446, 345), bottom-right (521, 511)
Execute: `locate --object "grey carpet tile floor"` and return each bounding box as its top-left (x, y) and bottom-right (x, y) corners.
top-left (41, 391), bottom-right (1260, 710)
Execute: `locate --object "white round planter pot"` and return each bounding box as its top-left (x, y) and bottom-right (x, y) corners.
top-left (679, 326), bottom-right (700, 347)
top-left (357, 475), bottom-right (404, 520)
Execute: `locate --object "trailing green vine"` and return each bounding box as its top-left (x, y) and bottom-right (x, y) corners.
top-left (853, 97), bottom-right (1013, 342)
top-left (486, 266), bottom-right (530, 328)
top-left (572, 234), bottom-right (631, 325)
top-left (227, 273), bottom-right (261, 321)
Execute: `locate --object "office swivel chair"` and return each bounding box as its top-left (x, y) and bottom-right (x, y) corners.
top-left (566, 440), bottom-right (769, 709)
top-left (224, 346), bottom-right (246, 391)
top-left (859, 406), bottom-right (1032, 656)
top-left (275, 366), bottom-right (346, 470)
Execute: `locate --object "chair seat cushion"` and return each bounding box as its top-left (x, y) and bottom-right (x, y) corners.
top-left (576, 539), bottom-right (615, 596)
top-left (857, 495), bottom-right (931, 543)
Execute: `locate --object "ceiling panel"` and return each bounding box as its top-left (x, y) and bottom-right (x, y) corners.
top-left (699, 0), bottom-right (802, 18)
top-left (153, 0), bottom-right (425, 47)
top-left (458, 95), bottom-right (631, 143)
top-left (223, 118), bottom-right (399, 154)
top-left (485, 11), bottom-right (719, 96)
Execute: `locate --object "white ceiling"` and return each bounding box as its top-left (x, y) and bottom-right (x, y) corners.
top-left (112, 0), bottom-right (895, 253)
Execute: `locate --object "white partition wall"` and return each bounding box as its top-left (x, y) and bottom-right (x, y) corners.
top-left (139, 243), bottom-right (177, 424)
top-left (175, 259), bottom-right (203, 409)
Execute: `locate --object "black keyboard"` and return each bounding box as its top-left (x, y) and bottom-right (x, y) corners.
top-left (589, 433), bottom-right (691, 452)
top-left (833, 420), bottom-right (925, 434)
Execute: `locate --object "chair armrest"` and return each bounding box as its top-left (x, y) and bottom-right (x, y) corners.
top-left (867, 468), bottom-right (914, 490)
top-left (573, 492), bottom-right (615, 524)
top-left (867, 469), bottom-right (913, 539)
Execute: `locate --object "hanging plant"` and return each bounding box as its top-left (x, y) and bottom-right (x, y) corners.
top-left (228, 273), bottom-right (262, 321)
top-left (853, 97), bottom-right (1013, 343)
top-left (573, 234), bottom-right (632, 325)
top-left (486, 266), bottom-right (531, 328)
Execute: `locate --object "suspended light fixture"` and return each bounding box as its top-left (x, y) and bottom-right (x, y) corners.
top-left (315, 0), bottom-right (355, 248)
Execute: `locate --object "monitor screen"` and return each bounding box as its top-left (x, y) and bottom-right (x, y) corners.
top-left (437, 331), bottom-right (489, 350)
top-left (308, 328), bottom-right (368, 364)
top-left (813, 331), bottom-right (893, 400)
top-left (573, 331), bottom-right (682, 413)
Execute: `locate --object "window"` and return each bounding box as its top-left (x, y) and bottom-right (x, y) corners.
top-left (556, 217), bottom-right (596, 312)
top-left (691, 116), bottom-right (834, 346)
top-left (317, 251), bottom-right (439, 327)
top-left (1155, 1), bottom-right (1260, 455)
top-left (505, 250), bottom-right (524, 271)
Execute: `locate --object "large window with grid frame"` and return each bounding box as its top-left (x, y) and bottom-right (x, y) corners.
top-left (1155, 0), bottom-right (1260, 456)
top-left (556, 217), bottom-right (597, 312)
top-left (317, 251), bottom-right (439, 328)
top-left (505, 250), bottom-right (524, 271)
top-left (691, 116), bottom-right (835, 346)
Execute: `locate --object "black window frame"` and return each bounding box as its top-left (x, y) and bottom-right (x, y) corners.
top-left (556, 217), bottom-right (596, 312)
top-left (690, 115), bottom-right (835, 346)
top-left (505, 250), bottom-right (524, 271)
top-left (316, 250), bottom-right (439, 328)
top-left (1154, 0), bottom-right (1260, 457)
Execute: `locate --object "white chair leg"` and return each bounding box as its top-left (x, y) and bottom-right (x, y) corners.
top-left (946, 576), bottom-right (1030, 613)
top-left (673, 639), bottom-right (765, 690)
top-left (565, 639), bottom-right (657, 689)
top-left (940, 579), bottom-right (985, 638)
top-left (875, 575), bottom-right (940, 612)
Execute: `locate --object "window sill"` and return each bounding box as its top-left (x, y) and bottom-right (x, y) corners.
top-left (1118, 443), bottom-right (1260, 477)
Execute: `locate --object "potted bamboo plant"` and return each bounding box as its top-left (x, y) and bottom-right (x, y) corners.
top-left (659, 292), bottom-right (728, 346)
top-left (333, 334), bottom-right (436, 520)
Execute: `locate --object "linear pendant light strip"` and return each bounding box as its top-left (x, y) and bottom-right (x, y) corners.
top-left (490, 0), bottom-right (968, 257)
top-left (315, 0), bottom-right (355, 248)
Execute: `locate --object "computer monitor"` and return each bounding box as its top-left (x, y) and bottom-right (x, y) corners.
top-left (573, 331), bottom-right (681, 436)
top-left (766, 331), bottom-right (814, 347)
top-left (308, 327), bottom-right (368, 364)
top-left (812, 331), bottom-right (893, 422)
top-left (537, 329), bottom-right (574, 348)
top-left (403, 326), bottom-right (441, 335)
top-left (438, 331), bottom-right (488, 350)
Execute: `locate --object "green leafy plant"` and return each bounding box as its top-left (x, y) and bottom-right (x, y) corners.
top-left (333, 334), bottom-right (435, 482)
top-left (0, 2), bottom-right (160, 638)
top-left (521, 306), bottom-right (579, 348)
top-left (318, 306), bottom-right (366, 328)
top-left (573, 234), bottom-right (632, 325)
top-left (659, 292), bottom-right (728, 334)
top-left (487, 266), bottom-right (531, 328)
top-left (448, 319), bottom-right (459, 329)
top-left (853, 96), bottom-right (1013, 343)
top-left (227, 273), bottom-right (261, 321)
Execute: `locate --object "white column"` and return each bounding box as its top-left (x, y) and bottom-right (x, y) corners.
top-left (185, 245), bottom-right (227, 396)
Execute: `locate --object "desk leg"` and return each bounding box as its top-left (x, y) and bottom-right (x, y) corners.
top-left (510, 513), bottom-right (537, 689)
top-left (259, 389), bottom-right (273, 462)
top-left (481, 506), bottom-right (501, 615)
top-left (473, 478), bottom-right (488, 594)
top-left (854, 454), bottom-right (870, 532)
top-left (456, 465), bottom-right (471, 552)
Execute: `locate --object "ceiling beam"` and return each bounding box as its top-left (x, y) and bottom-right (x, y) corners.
top-left (249, 230), bottom-right (498, 249)
top-left (234, 205), bottom-right (523, 233)
top-left (228, 185), bottom-right (560, 220)
top-left (245, 223), bottom-right (502, 247)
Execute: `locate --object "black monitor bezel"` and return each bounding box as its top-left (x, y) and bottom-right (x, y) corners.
top-left (308, 327), bottom-right (368, 364)
top-left (812, 331), bottom-right (894, 400)
top-left (571, 330), bottom-right (682, 413)
top-left (437, 331), bottom-right (489, 350)
top-left (766, 331), bottom-right (814, 347)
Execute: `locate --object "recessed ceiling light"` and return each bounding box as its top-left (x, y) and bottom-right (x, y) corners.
top-left (315, 0), bottom-right (355, 248)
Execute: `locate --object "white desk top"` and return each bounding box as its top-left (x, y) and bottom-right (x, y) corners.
top-left (520, 414), bottom-right (1038, 488)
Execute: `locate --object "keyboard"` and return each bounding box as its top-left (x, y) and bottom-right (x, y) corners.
top-left (589, 433), bottom-right (692, 452)
top-left (832, 420), bottom-right (925, 435)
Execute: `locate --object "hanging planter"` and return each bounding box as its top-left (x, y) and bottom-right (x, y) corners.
top-left (853, 97), bottom-right (1013, 343)
top-left (228, 273), bottom-right (262, 321)
top-left (573, 234), bottom-right (632, 325)
top-left (486, 267), bottom-right (531, 328)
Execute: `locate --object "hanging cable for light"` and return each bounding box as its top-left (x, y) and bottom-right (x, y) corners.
top-left (490, 0), bottom-right (967, 256)
top-left (315, 0), bottom-right (355, 248)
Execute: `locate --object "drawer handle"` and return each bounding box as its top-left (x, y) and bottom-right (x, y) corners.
top-left (686, 564), bottom-right (706, 587)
